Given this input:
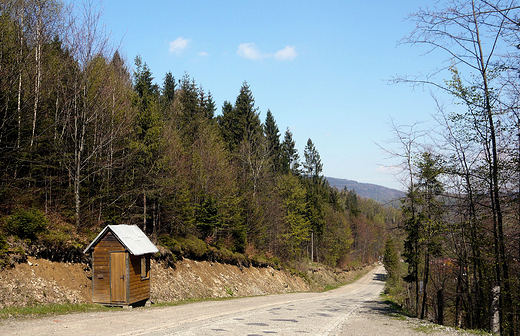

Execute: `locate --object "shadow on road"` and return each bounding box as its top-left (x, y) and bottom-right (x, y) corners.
top-left (373, 272), bottom-right (386, 282)
top-left (362, 299), bottom-right (399, 315)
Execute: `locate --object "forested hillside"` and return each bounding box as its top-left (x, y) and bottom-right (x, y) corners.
top-left (326, 177), bottom-right (404, 204)
top-left (0, 1), bottom-right (397, 271)
top-left (381, 1), bottom-right (520, 335)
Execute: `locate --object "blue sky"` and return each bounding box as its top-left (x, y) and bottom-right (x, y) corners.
top-left (87, 0), bottom-right (448, 190)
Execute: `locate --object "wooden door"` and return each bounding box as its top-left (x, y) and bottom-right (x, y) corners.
top-left (110, 252), bottom-right (127, 303)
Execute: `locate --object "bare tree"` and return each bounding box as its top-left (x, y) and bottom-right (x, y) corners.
top-left (59, 1), bottom-right (131, 228)
top-left (395, 1), bottom-right (519, 333)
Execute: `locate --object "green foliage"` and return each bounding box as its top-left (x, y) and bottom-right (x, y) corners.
top-left (162, 71), bottom-right (176, 103)
top-left (280, 128), bottom-right (300, 175)
top-left (344, 189), bottom-right (360, 216)
top-left (158, 235), bottom-right (183, 257)
top-left (217, 82), bottom-right (261, 153)
top-left (36, 220), bottom-right (87, 262)
top-left (0, 233), bottom-right (9, 268)
top-left (6, 209), bottom-right (48, 241)
top-left (224, 286), bottom-right (234, 296)
top-left (278, 174), bottom-right (310, 257)
top-left (321, 208), bottom-right (353, 267)
top-left (0, 303), bottom-right (115, 320)
top-left (0, 2), bottom-right (396, 285)
top-left (194, 196), bottom-right (219, 238)
top-left (134, 55), bottom-right (159, 100)
top-left (303, 138), bottom-right (323, 181)
top-left (264, 110), bottom-right (282, 172)
top-left (383, 237), bottom-right (401, 293)
top-left (179, 235), bottom-right (209, 260)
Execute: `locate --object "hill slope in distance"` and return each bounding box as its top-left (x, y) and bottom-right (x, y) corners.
top-left (326, 177), bottom-right (404, 205)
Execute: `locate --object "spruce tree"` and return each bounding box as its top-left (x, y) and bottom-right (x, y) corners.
top-left (280, 128), bottom-right (300, 175)
top-left (162, 71), bottom-right (176, 103)
top-left (234, 81), bottom-right (261, 145)
top-left (383, 237), bottom-right (400, 291)
top-left (264, 110), bottom-right (281, 173)
top-left (303, 138), bottom-right (323, 181)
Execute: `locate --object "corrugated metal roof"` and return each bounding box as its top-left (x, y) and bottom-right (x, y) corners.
top-left (83, 225), bottom-right (159, 255)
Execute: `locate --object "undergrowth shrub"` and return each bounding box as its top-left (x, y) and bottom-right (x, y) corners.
top-left (37, 219), bottom-right (86, 263)
top-left (6, 208), bottom-right (48, 241)
top-left (0, 233), bottom-right (9, 268)
top-left (180, 235), bottom-right (208, 259)
top-left (158, 235), bottom-right (182, 257)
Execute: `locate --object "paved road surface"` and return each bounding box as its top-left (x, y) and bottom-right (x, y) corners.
top-left (2, 265), bottom-right (388, 335)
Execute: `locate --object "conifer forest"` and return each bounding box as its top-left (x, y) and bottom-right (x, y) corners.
top-left (0, 1), bottom-right (394, 271)
top-left (1, 1), bottom-right (520, 335)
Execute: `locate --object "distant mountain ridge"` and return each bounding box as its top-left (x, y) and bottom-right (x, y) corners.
top-left (326, 177), bottom-right (405, 205)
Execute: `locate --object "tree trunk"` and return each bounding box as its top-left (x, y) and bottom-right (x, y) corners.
top-left (311, 231), bottom-right (314, 262)
top-left (455, 272), bottom-right (462, 328)
top-left (16, 71), bottom-right (22, 149)
top-left (415, 240), bottom-right (420, 316)
top-left (437, 288), bottom-right (444, 325)
top-left (490, 286), bottom-right (500, 335)
top-left (31, 10), bottom-right (43, 148)
top-left (472, 4), bottom-right (512, 332)
top-left (143, 190), bottom-right (147, 232)
top-left (421, 251), bottom-right (430, 319)
top-left (74, 146), bottom-right (81, 227)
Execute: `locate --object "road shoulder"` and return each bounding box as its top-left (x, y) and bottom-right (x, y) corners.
top-left (337, 296), bottom-right (490, 336)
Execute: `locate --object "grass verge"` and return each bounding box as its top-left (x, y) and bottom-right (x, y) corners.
top-left (0, 303), bottom-right (115, 320)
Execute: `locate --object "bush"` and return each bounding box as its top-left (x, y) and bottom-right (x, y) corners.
top-left (158, 234), bottom-right (210, 260)
top-left (158, 235), bottom-right (183, 257)
top-left (37, 220), bottom-right (86, 263)
top-left (6, 208), bottom-right (48, 241)
top-left (0, 233), bottom-right (9, 268)
top-left (180, 235), bottom-right (208, 260)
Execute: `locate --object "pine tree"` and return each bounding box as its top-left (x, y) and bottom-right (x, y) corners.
top-left (303, 138), bottom-right (323, 181)
top-left (162, 71), bottom-right (176, 104)
top-left (217, 100), bottom-right (238, 152)
top-left (130, 55), bottom-right (163, 232)
top-left (280, 128), bottom-right (300, 175)
top-left (383, 237), bottom-right (400, 290)
top-left (264, 110), bottom-right (281, 173)
top-left (234, 81), bottom-right (261, 145)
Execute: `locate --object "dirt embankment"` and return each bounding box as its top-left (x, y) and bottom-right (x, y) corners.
top-left (0, 256), bottom-right (371, 309)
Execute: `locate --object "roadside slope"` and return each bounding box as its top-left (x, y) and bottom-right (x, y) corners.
top-left (0, 256), bottom-right (373, 309)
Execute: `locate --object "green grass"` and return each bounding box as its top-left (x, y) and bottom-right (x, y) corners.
top-left (413, 324), bottom-right (444, 333)
top-left (321, 284), bottom-right (341, 291)
top-left (388, 312), bottom-right (407, 320)
top-left (0, 303), bottom-right (115, 320)
top-left (150, 295), bottom-right (243, 308)
top-left (224, 286), bottom-right (234, 297)
top-left (454, 327), bottom-right (491, 335)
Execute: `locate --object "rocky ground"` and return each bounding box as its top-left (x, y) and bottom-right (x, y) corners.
top-left (0, 256), bottom-right (371, 309)
top-left (0, 256), bottom-right (90, 308)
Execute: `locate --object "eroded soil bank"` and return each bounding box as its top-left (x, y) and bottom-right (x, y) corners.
top-left (0, 256), bottom-right (372, 309)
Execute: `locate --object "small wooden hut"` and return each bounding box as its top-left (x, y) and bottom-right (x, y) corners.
top-left (84, 225), bottom-right (158, 307)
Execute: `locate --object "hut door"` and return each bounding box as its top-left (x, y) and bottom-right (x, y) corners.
top-left (110, 252), bottom-right (127, 303)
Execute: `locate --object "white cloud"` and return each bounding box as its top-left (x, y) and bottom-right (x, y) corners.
top-left (275, 45), bottom-right (297, 61)
top-left (198, 51), bottom-right (209, 57)
top-left (237, 43), bottom-right (265, 60)
top-left (169, 37), bottom-right (189, 55)
top-left (376, 165), bottom-right (401, 174)
top-left (237, 43), bottom-right (297, 61)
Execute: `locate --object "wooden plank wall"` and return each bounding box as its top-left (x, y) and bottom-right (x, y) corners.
top-left (92, 232), bottom-right (125, 304)
top-left (129, 254), bottom-right (150, 304)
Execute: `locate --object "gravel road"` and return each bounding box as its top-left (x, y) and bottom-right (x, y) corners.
top-left (0, 265), bottom-right (483, 336)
